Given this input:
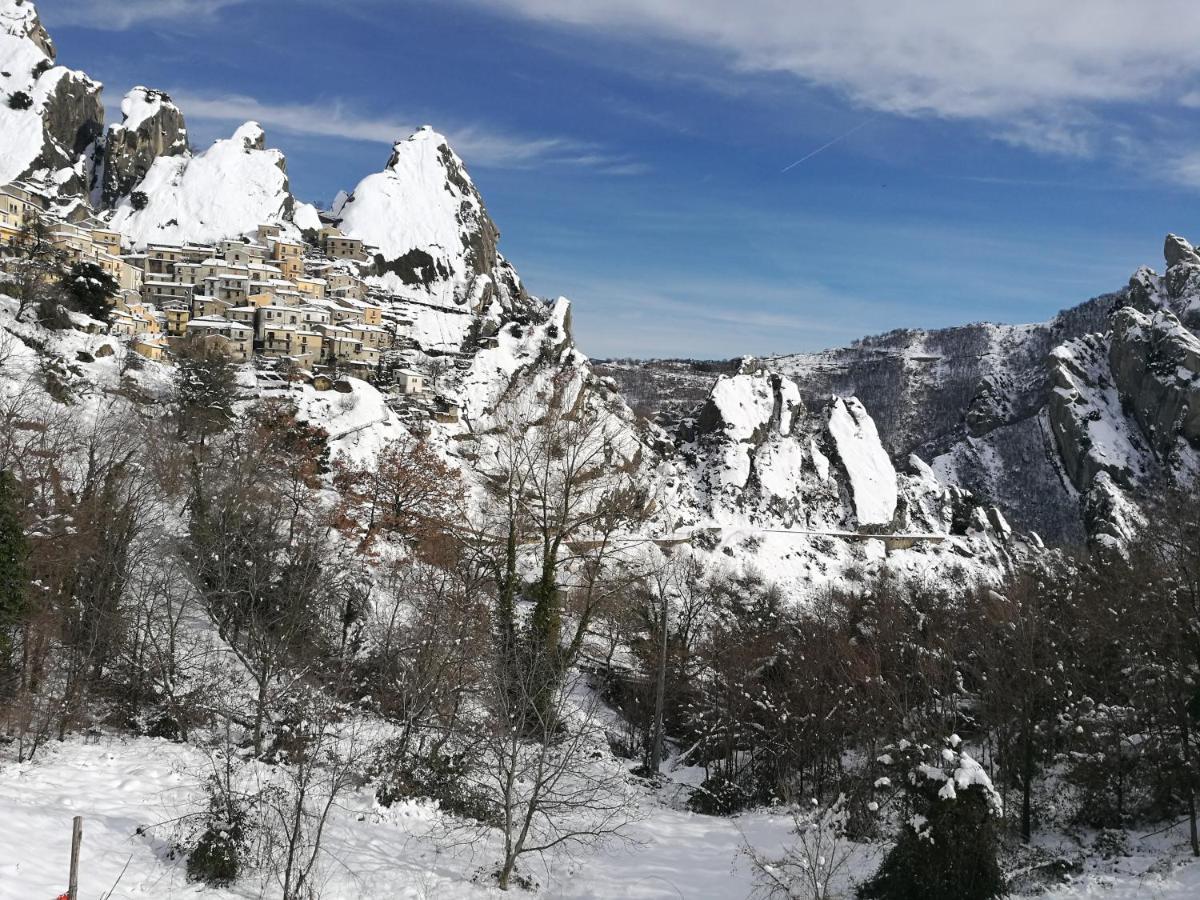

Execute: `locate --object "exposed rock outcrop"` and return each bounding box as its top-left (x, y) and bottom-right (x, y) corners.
top-left (1109, 307), bottom-right (1200, 455)
top-left (99, 87), bottom-right (188, 207)
top-left (0, 0), bottom-right (103, 197)
top-left (1165, 233), bottom-right (1200, 268)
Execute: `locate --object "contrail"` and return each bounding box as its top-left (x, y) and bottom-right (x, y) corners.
top-left (781, 115), bottom-right (877, 173)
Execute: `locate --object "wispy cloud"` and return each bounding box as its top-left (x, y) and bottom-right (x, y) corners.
top-left (471, 0), bottom-right (1199, 119)
top-left (465, 0), bottom-right (1200, 182)
top-left (43, 0), bottom-right (249, 31)
top-left (166, 91), bottom-right (646, 173)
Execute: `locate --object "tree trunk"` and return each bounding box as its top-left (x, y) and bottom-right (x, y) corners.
top-left (648, 594), bottom-right (669, 774)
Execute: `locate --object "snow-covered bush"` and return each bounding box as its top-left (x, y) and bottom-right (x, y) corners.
top-left (185, 773), bottom-right (255, 887)
top-left (859, 737), bottom-right (1005, 900)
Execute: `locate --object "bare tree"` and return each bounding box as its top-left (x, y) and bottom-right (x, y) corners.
top-left (471, 653), bottom-right (638, 891)
top-left (259, 684), bottom-right (375, 900)
top-left (470, 371), bottom-right (651, 718)
top-left (741, 797), bottom-right (857, 900)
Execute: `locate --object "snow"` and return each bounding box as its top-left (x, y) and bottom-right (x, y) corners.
top-left (333, 127), bottom-right (485, 291)
top-left (810, 439), bottom-right (831, 481)
top-left (107, 121), bottom-right (293, 248)
top-left (828, 397), bottom-right (898, 526)
top-left (0, 0), bottom-right (62, 186)
top-left (709, 374), bottom-right (775, 442)
top-left (292, 200), bottom-right (322, 233)
top-left (117, 85), bottom-right (173, 133)
top-left (6, 734), bottom-right (1200, 899)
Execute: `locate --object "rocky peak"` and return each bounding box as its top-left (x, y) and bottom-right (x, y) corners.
top-left (107, 121), bottom-right (296, 248)
top-left (98, 86), bottom-right (188, 208)
top-left (0, 0), bottom-right (103, 197)
top-left (332, 126), bottom-right (505, 304)
top-left (1109, 306), bottom-right (1200, 456)
top-left (1164, 233), bottom-right (1200, 269)
top-left (236, 121), bottom-right (266, 152)
top-left (1, 0), bottom-right (52, 59)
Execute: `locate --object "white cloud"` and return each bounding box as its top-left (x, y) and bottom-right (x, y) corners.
top-left (43, 0), bottom-right (248, 31)
top-left (167, 92), bottom-right (645, 173)
top-left (472, 0), bottom-right (1200, 121)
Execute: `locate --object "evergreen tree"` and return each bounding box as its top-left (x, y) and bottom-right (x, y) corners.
top-left (860, 737), bottom-right (1006, 900)
top-left (61, 261), bottom-right (118, 322)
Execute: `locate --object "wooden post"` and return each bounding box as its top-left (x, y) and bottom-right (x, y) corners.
top-left (68, 815), bottom-right (82, 900)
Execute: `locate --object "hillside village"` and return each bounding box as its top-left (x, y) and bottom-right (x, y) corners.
top-left (0, 177), bottom-right (462, 419)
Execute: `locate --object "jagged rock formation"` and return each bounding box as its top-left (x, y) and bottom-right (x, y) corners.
top-left (97, 86), bottom-right (188, 208)
top-left (658, 366), bottom-right (1022, 589)
top-left (106, 121), bottom-right (296, 247)
top-left (610, 237), bottom-right (1200, 554)
top-left (1109, 308), bottom-right (1200, 455)
top-left (0, 0), bottom-right (103, 198)
top-left (332, 126), bottom-right (521, 307)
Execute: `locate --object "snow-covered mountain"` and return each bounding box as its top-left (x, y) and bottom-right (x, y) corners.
top-left (3, 0), bottom-right (1189, 592)
top-left (332, 126), bottom-right (523, 308)
top-left (105, 121), bottom-right (299, 248)
top-left (608, 235), bottom-right (1200, 556)
top-left (0, 0), bottom-right (102, 200)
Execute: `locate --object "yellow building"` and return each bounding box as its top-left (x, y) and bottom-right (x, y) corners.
top-left (185, 316), bottom-right (253, 361)
top-left (0, 183), bottom-right (42, 246)
top-left (132, 336), bottom-right (168, 361)
top-left (262, 325), bottom-right (322, 367)
top-left (272, 239), bottom-right (305, 281)
top-left (294, 276), bottom-right (326, 300)
top-left (164, 306), bottom-right (190, 336)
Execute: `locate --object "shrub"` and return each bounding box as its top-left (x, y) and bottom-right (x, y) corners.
top-left (859, 738), bottom-right (1006, 900)
top-left (186, 778), bottom-right (252, 887)
top-left (7, 91), bottom-right (32, 111)
top-left (688, 774), bottom-right (752, 816)
top-left (130, 190), bottom-right (149, 210)
top-left (376, 748), bottom-right (498, 825)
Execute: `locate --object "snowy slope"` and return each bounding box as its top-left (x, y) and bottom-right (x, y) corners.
top-left (332, 127), bottom-right (502, 302)
top-left (107, 122), bottom-right (295, 247)
top-left (0, 0), bottom-right (102, 196)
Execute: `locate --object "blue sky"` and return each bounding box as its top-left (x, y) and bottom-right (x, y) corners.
top-left (40, 0), bottom-right (1200, 358)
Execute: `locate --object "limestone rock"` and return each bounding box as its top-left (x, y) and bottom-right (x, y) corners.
top-left (1164, 233), bottom-right (1200, 269)
top-left (99, 87), bottom-right (188, 208)
top-left (1108, 306), bottom-right (1200, 454)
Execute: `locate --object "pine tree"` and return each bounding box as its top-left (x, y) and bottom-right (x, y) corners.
top-left (860, 737), bottom-right (1006, 900)
top-left (61, 261), bottom-right (118, 323)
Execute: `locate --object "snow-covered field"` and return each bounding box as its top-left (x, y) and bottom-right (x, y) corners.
top-left (4, 736), bottom-right (1200, 900)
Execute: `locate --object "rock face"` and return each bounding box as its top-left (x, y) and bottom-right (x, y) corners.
top-left (0, 0), bottom-right (103, 198)
top-left (1164, 233), bottom-right (1200, 269)
top-left (827, 396), bottom-right (897, 527)
top-left (107, 121), bottom-right (296, 247)
top-left (610, 234), bottom-right (1200, 552)
top-left (1109, 307), bottom-right (1200, 454)
top-left (332, 127), bottom-right (519, 307)
top-left (98, 87), bottom-right (188, 208)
